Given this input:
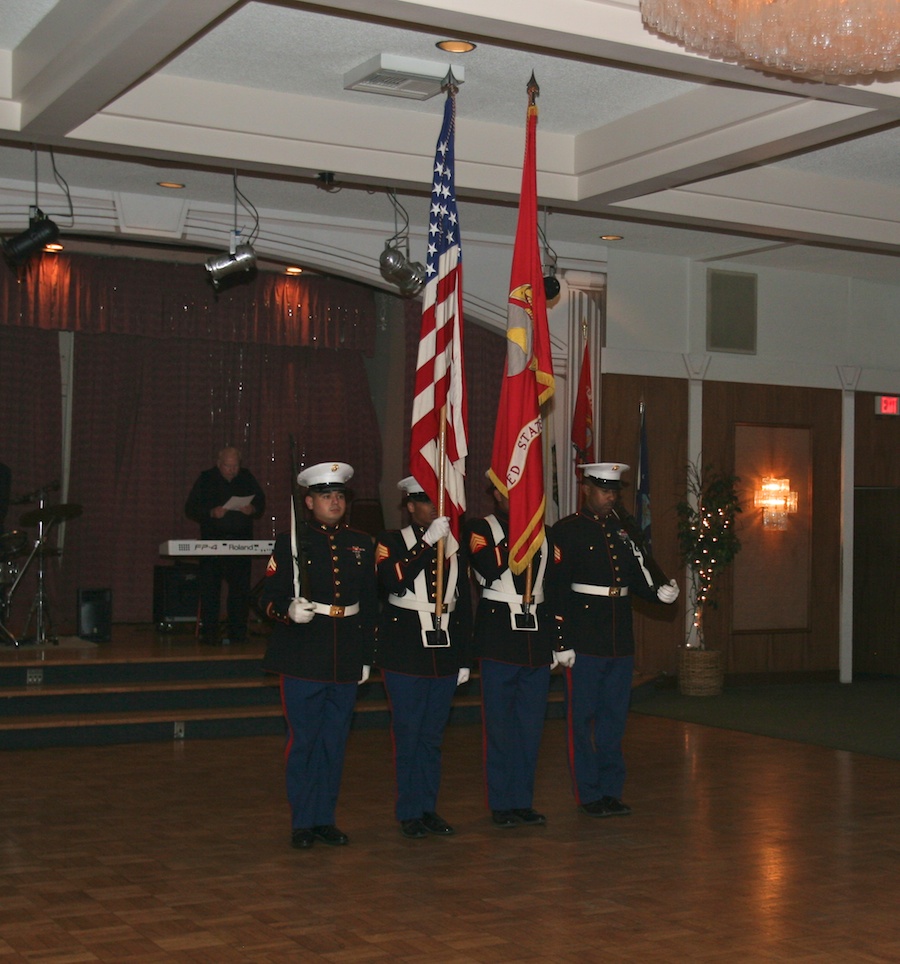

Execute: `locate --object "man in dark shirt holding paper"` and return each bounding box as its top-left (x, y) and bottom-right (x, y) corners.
top-left (185, 446), bottom-right (265, 644)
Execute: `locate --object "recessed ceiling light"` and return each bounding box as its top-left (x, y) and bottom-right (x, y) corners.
top-left (600, 234), bottom-right (623, 241)
top-left (157, 181), bottom-right (185, 189)
top-left (436, 39), bottom-right (476, 53)
top-left (285, 266), bottom-right (303, 276)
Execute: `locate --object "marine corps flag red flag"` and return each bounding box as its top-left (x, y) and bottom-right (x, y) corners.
top-left (488, 75), bottom-right (555, 574)
top-left (571, 335), bottom-right (595, 475)
top-left (409, 81), bottom-right (468, 541)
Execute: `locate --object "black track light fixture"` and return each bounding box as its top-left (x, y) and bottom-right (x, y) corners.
top-left (2, 147), bottom-right (72, 268)
top-left (2, 208), bottom-right (59, 266)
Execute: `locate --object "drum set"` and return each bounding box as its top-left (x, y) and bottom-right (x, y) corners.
top-left (1, 483), bottom-right (82, 647)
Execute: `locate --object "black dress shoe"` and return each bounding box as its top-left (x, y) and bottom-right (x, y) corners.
top-left (579, 797), bottom-right (632, 818)
top-left (492, 810), bottom-right (519, 828)
top-left (399, 818), bottom-right (428, 839)
top-left (511, 807), bottom-right (547, 826)
top-left (291, 828), bottom-right (314, 849)
top-left (312, 824), bottom-right (349, 845)
top-left (421, 811), bottom-right (454, 835)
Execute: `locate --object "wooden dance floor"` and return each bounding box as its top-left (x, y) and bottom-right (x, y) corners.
top-left (3, 683), bottom-right (900, 962)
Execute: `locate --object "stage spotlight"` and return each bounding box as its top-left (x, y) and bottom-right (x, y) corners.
top-left (204, 171), bottom-right (260, 291)
top-left (543, 265), bottom-right (561, 301)
top-left (379, 190), bottom-right (425, 298)
top-left (379, 243), bottom-right (426, 298)
top-left (538, 208), bottom-right (561, 303)
top-left (204, 241), bottom-right (257, 291)
top-left (2, 209), bottom-right (60, 267)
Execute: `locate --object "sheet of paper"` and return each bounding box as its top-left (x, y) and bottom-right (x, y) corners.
top-left (223, 495), bottom-right (254, 511)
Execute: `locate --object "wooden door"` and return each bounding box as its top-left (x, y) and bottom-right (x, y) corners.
top-left (853, 488), bottom-right (900, 676)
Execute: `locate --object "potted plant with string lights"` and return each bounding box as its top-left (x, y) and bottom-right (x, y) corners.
top-left (675, 461), bottom-right (742, 695)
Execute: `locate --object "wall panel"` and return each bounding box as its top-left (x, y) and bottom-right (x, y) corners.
top-left (702, 382), bottom-right (842, 676)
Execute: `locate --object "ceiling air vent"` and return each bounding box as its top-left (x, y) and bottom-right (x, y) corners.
top-left (344, 54), bottom-right (464, 101)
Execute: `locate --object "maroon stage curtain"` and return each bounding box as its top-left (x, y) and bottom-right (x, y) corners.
top-left (0, 326), bottom-right (64, 633)
top-left (58, 334), bottom-right (382, 624)
top-left (2, 251), bottom-right (381, 628)
top-left (1, 253), bottom-right (376, 352)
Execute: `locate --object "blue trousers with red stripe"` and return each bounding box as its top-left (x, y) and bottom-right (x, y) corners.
top-left (280, 675), bottom-right (358, 830)
top-left (564, 654), bottom-right (634, 803)
top-left (480, 658), bottom-right (550, 812)
top-left (383, 670), bottom-right (457, 821)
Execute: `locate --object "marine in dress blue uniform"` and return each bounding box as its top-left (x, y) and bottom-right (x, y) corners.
top-left (550, 462), bottom-right (679, 817)
top-left (465, 486), bottom-right (568, 828)
top-left (374, 477), bottom-right (473, 839)
top-left (260, 462), bottom-right (376, 850)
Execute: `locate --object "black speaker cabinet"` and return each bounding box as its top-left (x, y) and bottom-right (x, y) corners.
top-left (153, 563), bottom-right (200, 631)
top-left (77, 588), bottom-right (112, 642)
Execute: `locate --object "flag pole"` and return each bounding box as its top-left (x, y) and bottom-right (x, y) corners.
top-left (435, 404), bottom-right (447, 619)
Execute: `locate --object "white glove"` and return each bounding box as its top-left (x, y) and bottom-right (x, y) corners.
top-left (551, 649), bottom-right (576, 669)
top-left (423, 516), bottom-right (450, 546)
top-left (657, 579), bottom-right (680, 604)
top-left (456, 668), bottom-right (470, 686)
top-left (358, 665), bottom-right (371, 685)
top-left (288, 597), bottom-right (316, 624)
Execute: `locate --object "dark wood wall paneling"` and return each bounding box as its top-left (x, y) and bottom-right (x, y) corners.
top-left (853, 392), bottom-right (900, 676)
top-left (702, 382), bottom-right (842, 676)
top-left (855, 392), bottom-right (900, 487)
top-left (600, 374), bottom-right (688, 677)
top-left (600, 377), bottom-right (847, 678)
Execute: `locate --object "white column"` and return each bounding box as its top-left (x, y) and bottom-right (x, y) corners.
top-left (837, 366), bottom-right (860, 684)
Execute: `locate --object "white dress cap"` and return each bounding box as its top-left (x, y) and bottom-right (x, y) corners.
top-left (579, 462), bottom-right (630, 488)
top-left (297, 461), bottom-right (354, 490)
top-left (397, 475), bottom-right (427, 496)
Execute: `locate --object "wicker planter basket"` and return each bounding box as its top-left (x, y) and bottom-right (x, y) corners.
top-left (678, 648), bottom-right (724, 696)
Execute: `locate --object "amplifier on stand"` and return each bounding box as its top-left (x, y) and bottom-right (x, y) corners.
top-left (153, 563), bottom-right (199, 632)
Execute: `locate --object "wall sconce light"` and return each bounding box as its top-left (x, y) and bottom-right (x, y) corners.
top-left (754, 477), bottom-right (798, 530)
top-left (204, 172), bottom-right (259, 291)
top-left (379, 189), bottom-right (426, 298)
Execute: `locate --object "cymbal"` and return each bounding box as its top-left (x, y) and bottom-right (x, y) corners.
top-left (19, 503), bottom-right (83, 527)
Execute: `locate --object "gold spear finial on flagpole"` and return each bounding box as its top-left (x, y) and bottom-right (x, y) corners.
top-left (527, 72), bottom-right (540, 105)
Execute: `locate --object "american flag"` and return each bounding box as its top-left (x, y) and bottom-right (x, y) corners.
top-left (635, 400), bottom-right (652, 553)
top-left (409, 85), bottom-right (468, 541)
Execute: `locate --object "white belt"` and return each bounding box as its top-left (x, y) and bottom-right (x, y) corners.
top-left (310, 601), bottom-right (360, 617)
top-left (571, 583), bottom-right (628, 598)
top-left (482, 587), bottom-right (544, 605)
top-left (388, 593), bottom-right (456, 613)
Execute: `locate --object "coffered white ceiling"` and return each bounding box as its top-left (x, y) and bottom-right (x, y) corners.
top-left (1, 0), bottom-right (899, 291)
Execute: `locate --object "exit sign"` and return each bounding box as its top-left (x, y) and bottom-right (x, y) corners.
top-left (875, 395), bottom-right (899, 415)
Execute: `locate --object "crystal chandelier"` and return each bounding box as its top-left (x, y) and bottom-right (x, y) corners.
top-left (640, 0), bottom-right (900, 79)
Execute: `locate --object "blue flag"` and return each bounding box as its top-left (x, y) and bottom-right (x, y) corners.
top-left (635, 401), bottom-right (652, 553)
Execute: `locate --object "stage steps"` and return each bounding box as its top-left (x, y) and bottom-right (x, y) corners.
top-left (0, 649), bottom-right (565, 750)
